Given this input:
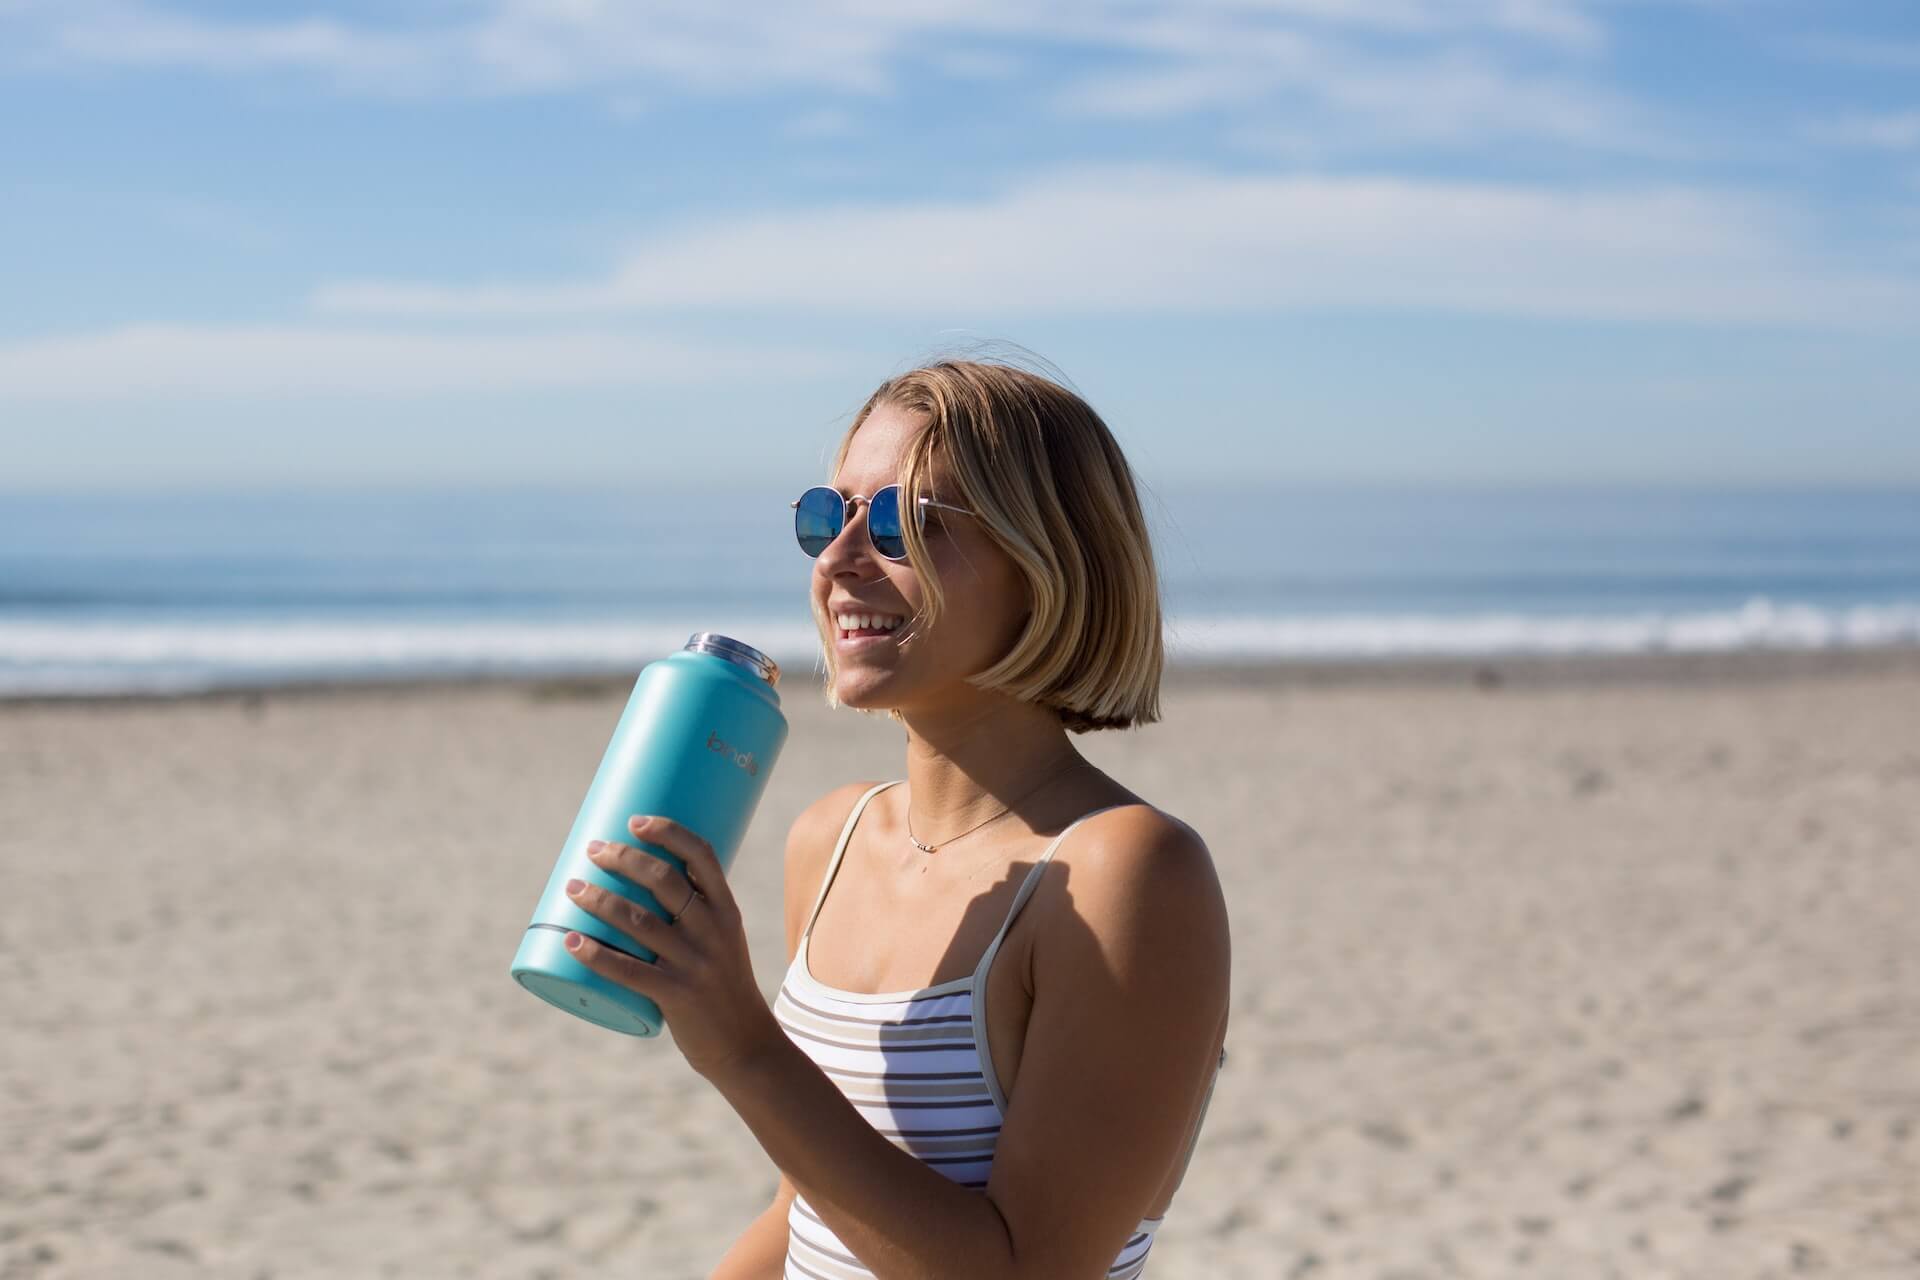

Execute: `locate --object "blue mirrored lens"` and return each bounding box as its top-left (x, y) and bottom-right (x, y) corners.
top-left (795, 486), bottom-right (842, 556)
top-left (868, 485), bottom-right (907, 559)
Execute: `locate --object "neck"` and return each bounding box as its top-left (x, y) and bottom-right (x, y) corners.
top-left (897, 692), bottom-right (1090, 841)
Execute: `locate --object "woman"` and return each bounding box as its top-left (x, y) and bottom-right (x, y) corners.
top-left (560, 358), bottom-right (1232, 1278)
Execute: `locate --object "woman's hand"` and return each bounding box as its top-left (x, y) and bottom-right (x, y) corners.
top-left (562, 814), bottom-right (784, 1081)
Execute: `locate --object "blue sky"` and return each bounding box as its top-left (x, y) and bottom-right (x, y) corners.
top-left (2, 0), bottom-right (1917, 493)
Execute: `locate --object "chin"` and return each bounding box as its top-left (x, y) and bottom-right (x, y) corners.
top-left (829, 671), bottom-right (896, 708)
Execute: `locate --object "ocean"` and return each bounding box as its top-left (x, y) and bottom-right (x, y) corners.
top-left (2, 482), bottom-right (1917, 698)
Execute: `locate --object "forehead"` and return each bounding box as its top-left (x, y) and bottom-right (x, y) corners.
top-left (831, 402), bottom-right (947, 494)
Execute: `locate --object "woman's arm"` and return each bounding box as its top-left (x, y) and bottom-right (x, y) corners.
top-left (707, 1174), bottom-right (796, 1280)
top-left (703, 807), bottom-right (1231, 1280)
top-left (708, 781), bottom-right (881, 1279)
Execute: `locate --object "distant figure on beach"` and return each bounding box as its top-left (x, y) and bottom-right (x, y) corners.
top-left (564, 355), bottom-right (1230, 1278)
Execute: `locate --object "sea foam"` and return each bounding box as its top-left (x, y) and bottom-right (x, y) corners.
top-left (3, 596), bottom-right (1917, 698)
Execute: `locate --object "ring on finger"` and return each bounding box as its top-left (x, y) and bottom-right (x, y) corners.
top-left (669, 886), bottom-right (704, 925)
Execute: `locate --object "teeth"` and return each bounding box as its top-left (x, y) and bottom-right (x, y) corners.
top-left (836, 612), bottom-right (903, 632)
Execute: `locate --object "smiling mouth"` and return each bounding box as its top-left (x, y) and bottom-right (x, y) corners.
top-left (833, 612), bottom-right (909, 641)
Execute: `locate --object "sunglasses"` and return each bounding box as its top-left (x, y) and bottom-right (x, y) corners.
top-left (790, 484), bottom-right (972, 561)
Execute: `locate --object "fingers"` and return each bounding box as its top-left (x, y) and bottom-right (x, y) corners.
top-left (565, 873), bottom-right (686, 962)
top-left (585, 834), bottom-right (688, 912)
top-left (563, 929), bottom-right (670, 997)
top-left (623, 815), bottom-right (740, 922)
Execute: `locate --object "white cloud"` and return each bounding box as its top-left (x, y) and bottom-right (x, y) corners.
top-left (1796, 36), bottom-right (1920, 72)
top-left (926, 46), bottom-right (1025, 81)
top-left (308, 167), bottom-right (1916, 330)
top-left (780, 107), bottom-right (859, 140)
top-left (34, 5), bottom-right (427, 87)
top-left (1055, 38), bottom-right (1647, 151)
top-left (1803, 110), bottom-right (1920, 152)
top-left (0, 326), bottom-right (838, 401)
top-left (0, 1), bottom-right (1632, 148)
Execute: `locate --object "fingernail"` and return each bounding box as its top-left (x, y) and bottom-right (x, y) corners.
top-left (586, 840), bottom-right (604, 853)
top-left (564, 932), bottom-right (582, 951)
top-left (629, 815), bottom-right (648, 830)
top-left (565, 878), bottom-right (584, 896)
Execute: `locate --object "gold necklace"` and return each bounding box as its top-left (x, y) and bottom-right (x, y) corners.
top-left (905, 757), bottom-right (1093, 853)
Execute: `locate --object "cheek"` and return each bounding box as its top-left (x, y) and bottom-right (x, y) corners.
top-left (935, 546), bottom-right (1026, 629)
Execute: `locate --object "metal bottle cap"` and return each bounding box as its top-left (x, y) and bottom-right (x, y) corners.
top-left (683, 632), bottom-right (780, 687)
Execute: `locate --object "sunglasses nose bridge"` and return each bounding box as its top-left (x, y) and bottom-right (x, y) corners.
top-left (837, 493), bottom-right (872, 545)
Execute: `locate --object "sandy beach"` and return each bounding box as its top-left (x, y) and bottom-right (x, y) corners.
top-left (3, 647), bottom-right (1918, 1280)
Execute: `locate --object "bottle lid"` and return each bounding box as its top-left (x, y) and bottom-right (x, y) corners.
top-left (683, 633), bottom-right (780, 687)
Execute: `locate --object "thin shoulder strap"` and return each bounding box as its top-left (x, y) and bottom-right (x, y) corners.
top-left (971, 801), bottom-right (1139, 1116)
top-left (799, 779), bottom-right (905, 942)
top-left (970, 802), bottom-right (1136, 986)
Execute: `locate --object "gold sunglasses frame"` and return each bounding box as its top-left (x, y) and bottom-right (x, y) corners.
top-left (789, 485), bottom-right (972, 561)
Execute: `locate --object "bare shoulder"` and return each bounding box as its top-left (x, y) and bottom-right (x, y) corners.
top-left (1039, 803), bottom-right (1228, 966)
top-left (986, 803), bottom-right (1230, 1273)
top-left (781, 780), bottom-right (893, 963)
top-left (1029, 801), bottom-right (1231, 1049)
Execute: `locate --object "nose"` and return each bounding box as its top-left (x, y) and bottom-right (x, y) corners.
top-left (814, 495), bottom-right (878, 576)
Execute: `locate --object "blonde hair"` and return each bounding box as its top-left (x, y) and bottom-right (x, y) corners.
top-left (812, 357), bottom-right (1164, 733)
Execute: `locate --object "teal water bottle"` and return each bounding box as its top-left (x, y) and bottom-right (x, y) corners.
top-left (510, 633), bottom-right (789, 1036)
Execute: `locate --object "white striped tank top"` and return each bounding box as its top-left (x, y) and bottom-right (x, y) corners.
top-left (772, 779), bottom-right (1226, 1280)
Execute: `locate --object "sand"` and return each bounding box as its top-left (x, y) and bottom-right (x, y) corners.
top-left (3, 648), bottom-right (1918, 1279)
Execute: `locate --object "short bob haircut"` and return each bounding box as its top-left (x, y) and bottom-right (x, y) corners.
top-left (812, 358), bottom-right (1164, 734)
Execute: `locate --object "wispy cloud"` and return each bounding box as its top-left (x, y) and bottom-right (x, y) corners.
top-left (17, 3), bottom-right (426, 88)
top-left (1057, 42), bottom-right (1647, 151)
top-left (780, 107), bottom-right (859, 140)
top-left (1803, 110), bottom-right (1920, 151)
top-left (1, 1), bottom-right (1636, 149)
top-left (1795, 35), bottom-right (1920, 72)
top-left (0, 326), bottom-right (838, 401)
top-left (308, 166), bottom-right (1915, 330)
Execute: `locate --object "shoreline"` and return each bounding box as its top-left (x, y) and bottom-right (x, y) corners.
top-left (5, 641), bottom-right (1918, 712)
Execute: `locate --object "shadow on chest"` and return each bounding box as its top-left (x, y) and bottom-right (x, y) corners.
top-left (808, 850), bottom-right (1048, 998)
